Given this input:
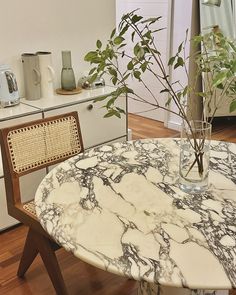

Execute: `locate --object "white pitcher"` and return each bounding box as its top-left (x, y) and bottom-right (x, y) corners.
top-left (36, 51), bottom-right (55, 98)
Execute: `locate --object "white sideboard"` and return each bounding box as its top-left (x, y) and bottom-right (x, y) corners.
top-left (0, 87), bottom-right (127, 231)
top-left (22, 87), bottom-right (127, 149)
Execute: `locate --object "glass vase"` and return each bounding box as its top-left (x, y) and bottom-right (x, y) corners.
top-left (179, 120), bottom-right (212, 194)
top-left (61, 50), bottom-right (76, 91)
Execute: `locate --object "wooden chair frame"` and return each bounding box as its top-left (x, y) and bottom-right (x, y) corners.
top-left (0, 112), bottom-right (84, 295)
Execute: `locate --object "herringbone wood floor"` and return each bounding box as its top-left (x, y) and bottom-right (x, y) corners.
top-left (0, 114), bottom-right (235, 295)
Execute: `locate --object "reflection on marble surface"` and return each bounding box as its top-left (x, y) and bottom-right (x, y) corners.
top-left (35, 138), bottom-right (236, 293)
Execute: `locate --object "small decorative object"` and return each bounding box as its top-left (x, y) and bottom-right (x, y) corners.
top-left (61, 50), bottom-right (76, 91)
top-left (21, 53), bottom-right (41, 100)
top-left (179, 120), bottom-right (212, 193)
top-left (84, 10), bottom-right (236, 193)
top-left (36, 51), bottom-right (55, 98)
top-left (78, 75), bottom-right (105, 89)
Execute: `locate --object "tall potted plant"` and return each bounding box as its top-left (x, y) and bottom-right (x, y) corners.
top-left (84, 10), bottom-right (236, 193)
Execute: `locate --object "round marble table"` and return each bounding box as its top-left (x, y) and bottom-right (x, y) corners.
top-left (35, 138), bottom-right (236, 295)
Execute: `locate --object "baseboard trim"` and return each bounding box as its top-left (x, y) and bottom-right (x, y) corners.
top-left (167, 120), bottom-right (181, 131)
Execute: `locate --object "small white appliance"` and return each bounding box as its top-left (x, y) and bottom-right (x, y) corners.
top-left (0, 64), bottom-right (20, 107)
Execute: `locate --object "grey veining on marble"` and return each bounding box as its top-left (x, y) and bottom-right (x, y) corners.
top-left (35, 138), bottom-right (236, 291)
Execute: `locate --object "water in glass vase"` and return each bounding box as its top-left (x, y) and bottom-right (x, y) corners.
top-left (179, 142), bottom-right (210, 193)
top-left (178, 120), bottom-right (212, 194)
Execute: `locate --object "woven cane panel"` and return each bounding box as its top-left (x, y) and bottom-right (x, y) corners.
top-left (7, 116), bottom-right (82, 173)
top-left (23, 200), bottom-right (36, 217)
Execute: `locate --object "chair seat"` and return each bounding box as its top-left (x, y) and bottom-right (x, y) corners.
top-left (23, 200), bottom-right (37, 217)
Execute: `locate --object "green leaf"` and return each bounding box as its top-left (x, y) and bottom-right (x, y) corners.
top-left (144, 31), bottom-right (152, 39)
top-left (127, 61), bottom-right (134, 70)
top-left (231, 60), bottom-right (236, 73)
top-left (131, 31), bottom-right (135, 42)
top-left (96, 40), bottom-right (102, 49)
top-left (134, 44), bottom-right (145, 59)
top-left (196, 92), bottom-right (207, 97)
top-left (93, 94), bottom-right (109, 102)
top-left (140, 61), bottom-right (148, 72)
top-left (183, 86), bottom-right (189, 97)
top-left (125, 87), bottom-right (134, 94)
top-left (112, 76), bottom-right (118, 85)
top-left (177, 57), bottom-right (184, 66)
top-left (131, 15), bottom-right (143, 23)
top-left (89, 73), bottom-right (98, 83)
top-left (134, 70), bottom-right (141, 80)
top-left (216, 83), bottom-right (224, 90)
top-left (84, 51), bottom-right (98, 61)
top-left (114, 36), bottom-right (125, 45)
top-left (160, 89), bottom-right (170, 93)
top-left (212, 71), bottom-right (227, 87)
top-left (120, 24), bottom-right (129, 36)
top-left (168, 56), bottom-right (175, 66)
top-left (193, 35), bottom-right (203, 44)
top-left (90, 57), bottom-right (102, 64)
top-left (165, 97), bottom-right (172, 106)
top-left (117, 43), bottom-right (126, 49)
top-left (104, 111), bottom-right (115, 118)
top-left (104, 109), bottom-right (121, 118)
top-left (174, 57), bottom-right (184, 69)
top-left (106, 97), bottom-right (116, 108)
top-left (141, 17), bottom-right (162, 24)
top-left (89, 67), bottom-right (97, 75)
top-left (116, 107), bottom-right (126, 114)
top-left (134, 43), bottom-right (139, 56)
top-left (178, 42), bottom-right (183, 53)
top-left (110, 28), bottom-right (116, 39)
top-left (177, 92), bottom-right (182, 99)
top-left (108, 68), bottom-right (117, 77)
top-left (230, 100), bottom-right (236, 112)
top-left (114, 111), bottom-right (121, 118)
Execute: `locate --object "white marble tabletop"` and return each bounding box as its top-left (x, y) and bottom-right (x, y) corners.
top-left (35, 138), bottom-right (236, 294)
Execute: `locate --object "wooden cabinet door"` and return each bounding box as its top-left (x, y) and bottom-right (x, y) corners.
top-left (0, 178), bottom-right (18, 230)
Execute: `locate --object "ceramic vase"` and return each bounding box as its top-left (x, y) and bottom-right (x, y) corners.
top-left (21, 53), bottom-right (41, 100)
top-left (36, 51), bottom-right (55, 98)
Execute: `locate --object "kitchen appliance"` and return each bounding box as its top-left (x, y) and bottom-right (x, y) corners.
top-left (0, 64), bottom-right (20, 107)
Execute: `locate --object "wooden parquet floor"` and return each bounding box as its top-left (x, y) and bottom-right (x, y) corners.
top-left (0, 114), bottom-right (235, 295)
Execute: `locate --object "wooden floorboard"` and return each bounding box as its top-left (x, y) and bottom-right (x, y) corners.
top-left (0, 114), bottom-right (236, 295)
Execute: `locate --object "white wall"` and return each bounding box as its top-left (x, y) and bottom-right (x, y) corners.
top-left (0, 0), bottom-right (115, 97)
top-left (166, 0), bottom-right (193, 130)
top-left (116, 0), bottom-right (170, 123)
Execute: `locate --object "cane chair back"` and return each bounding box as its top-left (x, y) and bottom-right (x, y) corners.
top-left (5, 112), bottom-right (83, 176)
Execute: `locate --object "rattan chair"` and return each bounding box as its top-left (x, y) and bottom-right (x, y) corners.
top-left (0, 112), bottom-right (84, 295)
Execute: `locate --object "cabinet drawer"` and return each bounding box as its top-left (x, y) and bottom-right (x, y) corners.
top-left (0, 178), bottom-right (18, 231)
top-left (0, 113), bottom-right (42, 177)
top-left (44, 96), bottom-right (127, 149)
